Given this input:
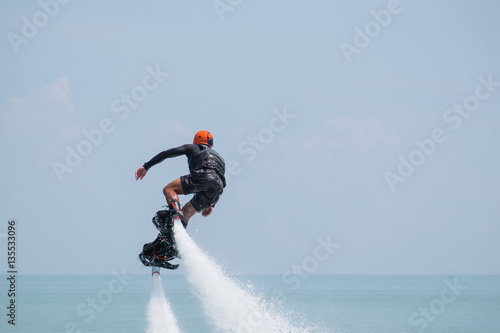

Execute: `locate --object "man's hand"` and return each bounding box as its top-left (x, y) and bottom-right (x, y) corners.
top-left (135, 166), bottom-right (147, 181)
top-left (201, 206), bottom-right (213, 217)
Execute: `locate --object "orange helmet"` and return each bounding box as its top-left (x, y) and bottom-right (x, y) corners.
top-left (193, 130), bottom-right (213, 147)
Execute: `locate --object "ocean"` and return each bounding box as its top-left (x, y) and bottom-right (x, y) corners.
top-left (2, 222), bottom-right (500, 332)
top-left (1, 273), bottom-right (499, 332)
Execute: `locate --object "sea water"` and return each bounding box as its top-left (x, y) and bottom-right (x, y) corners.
top-left (0, 273), bottom-right (499, 332)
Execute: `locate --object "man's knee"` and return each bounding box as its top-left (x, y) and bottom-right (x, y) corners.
top-left (163, 184), bottom-right (182, 203)
top-left (162, 186), bottom-right (170, 196)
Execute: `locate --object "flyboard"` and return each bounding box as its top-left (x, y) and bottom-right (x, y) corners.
top-left (139, 208), bottom-right (187, 271)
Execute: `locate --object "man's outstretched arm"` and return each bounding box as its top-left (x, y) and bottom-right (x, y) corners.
top-left (135, 144), bottom-right (196, 181)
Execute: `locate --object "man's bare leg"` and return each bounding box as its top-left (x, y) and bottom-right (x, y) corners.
top-left (182, 202), bottom-right (197, 223)
top-left (163, 178), bottom-right (197, 224)
top-left (163, 178), bottom-right (183, 206)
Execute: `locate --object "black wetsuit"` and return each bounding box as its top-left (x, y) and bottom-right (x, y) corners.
top-left (143, 144), bottom-right (226, 212)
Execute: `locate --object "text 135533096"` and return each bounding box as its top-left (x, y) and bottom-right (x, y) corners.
top-left (6, 219), bottom-right (17, 325)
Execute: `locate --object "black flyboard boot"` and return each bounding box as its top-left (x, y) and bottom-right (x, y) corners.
top-left (151, 204), bottom-right (186, 255)
top-left (142, 234), bottom-right (177, 261)
top-left (138, 205), bottom-right (187, 270)
top-left (139, 234), bottom-right (179, 270)
top-left (152, 209), bottom-right (175, 234)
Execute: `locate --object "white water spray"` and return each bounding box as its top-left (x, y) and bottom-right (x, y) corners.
top-left (173, 220), bottom-right (305, 333)
top-left (146, 273), bottom-right (182, 333)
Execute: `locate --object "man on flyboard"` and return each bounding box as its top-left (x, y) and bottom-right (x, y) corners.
top-left (136, 130), bottom-right (226, 269)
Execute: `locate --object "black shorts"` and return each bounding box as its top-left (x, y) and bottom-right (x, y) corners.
top-left (180, 170), bottom-right (224, 212)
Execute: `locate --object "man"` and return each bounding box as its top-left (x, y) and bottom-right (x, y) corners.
top-left (135, 130), bottom-right (226, 226)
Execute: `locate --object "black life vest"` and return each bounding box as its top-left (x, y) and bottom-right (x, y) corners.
top-left (188, 145), bottom-right (226, 181)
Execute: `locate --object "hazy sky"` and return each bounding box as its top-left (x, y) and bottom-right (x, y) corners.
top-left (1, 0), bottom-right (499, 275)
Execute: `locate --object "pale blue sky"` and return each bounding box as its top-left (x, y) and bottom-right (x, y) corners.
top-left (1, 0), bottom-right (499, 275)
